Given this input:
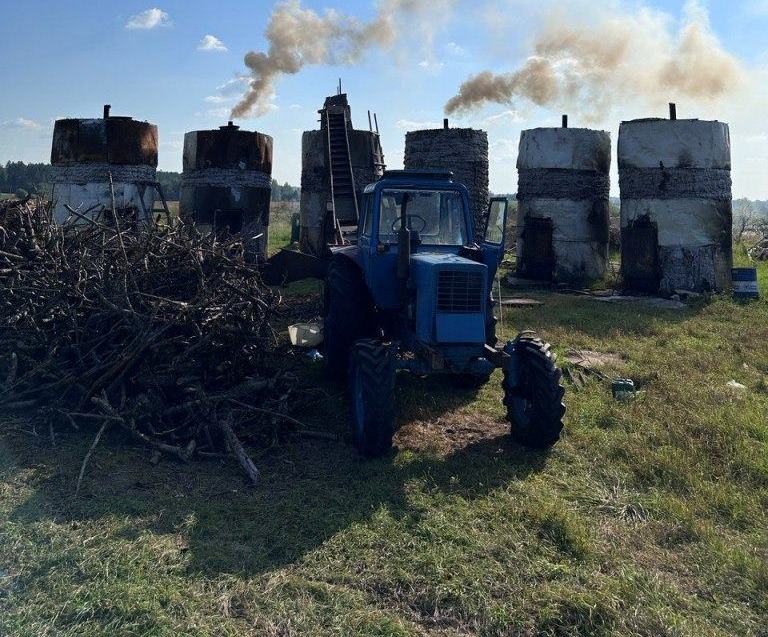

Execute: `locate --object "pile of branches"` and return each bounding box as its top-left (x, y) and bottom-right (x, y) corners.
top-left (0, 198), bottom-right (296, 485)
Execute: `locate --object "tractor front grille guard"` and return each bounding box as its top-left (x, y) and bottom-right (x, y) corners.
top-left (436, 270), bottom-right (484, 313)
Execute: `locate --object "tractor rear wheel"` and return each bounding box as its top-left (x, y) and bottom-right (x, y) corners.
top-left (324, 257), bottom-right (375, 379)
top-left (348, 339), bottom-right (396, 457)
top-left (503, 333), bottom-right (565, 448)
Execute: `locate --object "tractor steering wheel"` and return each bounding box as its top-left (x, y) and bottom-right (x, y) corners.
top-left (391, 214), bottom-right (427, 234)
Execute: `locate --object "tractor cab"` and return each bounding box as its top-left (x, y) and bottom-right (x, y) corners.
top-left (349, 169), bottom-right (508, 312)
top-left (323, 169), bottom-right (565, 458)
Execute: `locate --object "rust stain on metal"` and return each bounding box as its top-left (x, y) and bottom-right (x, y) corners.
top-left (184, 122), bottom-right (272, 173)
top-left (51, 117), bottom-right (158, 167)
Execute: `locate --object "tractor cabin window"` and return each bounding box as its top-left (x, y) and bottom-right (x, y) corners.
top-left (378, 189), bottom-right (467, 246)
top-left (361, 193), bottom-right (374, 237)
top-left (484, 199), bottom-right (507, 245)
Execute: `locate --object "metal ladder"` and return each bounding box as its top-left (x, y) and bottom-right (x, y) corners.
top-left (325, 110), bottom-right (358, 244)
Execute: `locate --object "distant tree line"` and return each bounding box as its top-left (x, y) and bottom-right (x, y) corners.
top-left (156, 174), bottom-right (300, 202)
top-left (270, 179), bottom-right (300, 202)
top-left (0, 162), bottom-right (53, 197)
top-left (1, 162), bottom-right (301, 202)
top-left (5, 163), bottom-right (766, 221)
top-left (156, 171), bottom-right (181, 200)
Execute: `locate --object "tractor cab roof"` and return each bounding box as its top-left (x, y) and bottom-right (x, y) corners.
top-left (364, 169), bottom-right (459, 194)
top-left (382, 169), bottom-right (454, 181)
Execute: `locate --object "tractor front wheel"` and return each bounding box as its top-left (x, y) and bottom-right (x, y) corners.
top-left (348, 339), bottom-right (396, 457)
top-left (503, 333), bottom-right (565, 448)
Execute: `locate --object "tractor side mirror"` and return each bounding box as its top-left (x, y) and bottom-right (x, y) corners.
top-left (483, 198), bottom-right (508, 246)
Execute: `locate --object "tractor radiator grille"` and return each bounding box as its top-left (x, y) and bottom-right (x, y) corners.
top-left (437, 270), bottom-right (483, 313)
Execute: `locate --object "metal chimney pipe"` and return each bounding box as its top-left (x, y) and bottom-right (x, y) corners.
top-left (669, 103), bottom-right (677, 120)
top-left (443, 118), bottom-right (449, 129)
top-left (103, 104), bottom-right (111, 119)
top-left (562, 114), bottom-right (568, 128)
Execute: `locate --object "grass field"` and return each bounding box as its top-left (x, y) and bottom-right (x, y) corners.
top-left (0, 241), bottom-right (766, 636)
top-left (268, 201), bottom-right (299, 255)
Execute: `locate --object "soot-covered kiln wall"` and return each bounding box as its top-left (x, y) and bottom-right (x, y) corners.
top-left (516, 127), bottom-right (611, 284)
top-left (618, 117), bottom-right (732, 294)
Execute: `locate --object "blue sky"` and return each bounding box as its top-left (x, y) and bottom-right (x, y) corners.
top-left (1, 0), bottom-right (767, 197)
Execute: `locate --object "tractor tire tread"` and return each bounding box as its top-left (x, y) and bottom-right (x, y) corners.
top-left (503, 334), bottom-right (566, 448)
top-left (349, 339), bottom-right (395, 457)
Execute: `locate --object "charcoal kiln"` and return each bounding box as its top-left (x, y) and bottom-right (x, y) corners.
top-left (180, 122), bottom-right (273, 260)
top-left (619, 105), bottom-right (732, 294)
top-left (516, 119), bottom-right (611, 284)
top-left (50, 105), bottom-right (158, 223)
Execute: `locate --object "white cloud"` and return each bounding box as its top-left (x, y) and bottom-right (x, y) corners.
top-left (217, 76), bottom-right (250, 95)
top-left (289, 104), bottom-right (302, 110)
top-left (489, 138), bottom-right (519, 162)
top-left (126, 8), bottom-right (171, 30)
top-left (484, 110), bottom-right (525, 126)
top-left (198, 34), bottom-right (227, 52)
top-left (1, 117), bottom-right (41, 130)
top-left (418, 59), bottom-right (444, 72)
top-left (204, 107), bottom-right (230, 119)
top-left (446, 41), bottom-right (466, 56)
top-left (203, 76), bottom-right (251, 114)
top-left (395, 119), bottom-right (442, 130)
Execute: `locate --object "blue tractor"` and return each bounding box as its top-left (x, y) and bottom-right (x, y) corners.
top-left (323, 169), bottom-right (565, 456)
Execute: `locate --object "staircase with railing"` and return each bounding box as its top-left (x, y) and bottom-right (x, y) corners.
top-left (325, 109), bottom-right (359, 244)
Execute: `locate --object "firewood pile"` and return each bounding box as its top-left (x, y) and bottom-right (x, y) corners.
top-left (0, 198), bottom-right (297, 485)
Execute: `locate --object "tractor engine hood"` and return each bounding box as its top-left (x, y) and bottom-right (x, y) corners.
top-left (410, 253), bottom-right (488, 346)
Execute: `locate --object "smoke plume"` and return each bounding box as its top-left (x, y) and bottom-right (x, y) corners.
top-left (232, 0), bottom-right (451, 118)
top-left (445, 2), bottom-right (745, 118)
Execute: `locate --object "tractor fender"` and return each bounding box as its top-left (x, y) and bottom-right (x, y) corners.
top-left (329, 245), bottom-right (365, 271)
top-left (502, 340), bottom-right (522, 388)
top-left (325, 249), bottom-right (374, 314)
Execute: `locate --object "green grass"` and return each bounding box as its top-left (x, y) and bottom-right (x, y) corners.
top-left (1, 250), bottom-right (767, 636)
top-left (268, 201), bottom-right (298, 256)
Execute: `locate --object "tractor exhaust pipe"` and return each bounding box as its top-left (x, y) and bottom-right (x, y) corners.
top-left (397, 226), bottom-right (411, 280)
top-left (397, 194), bottom-right (411, 302)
